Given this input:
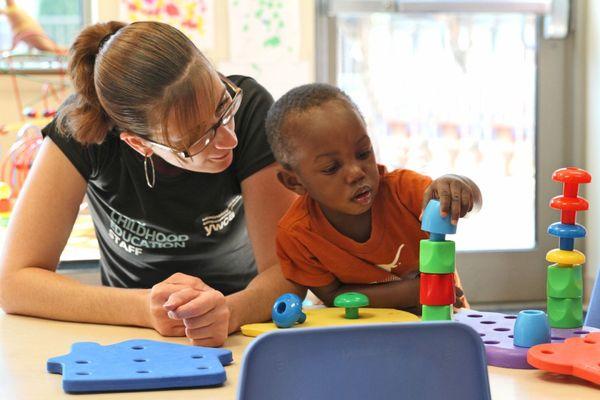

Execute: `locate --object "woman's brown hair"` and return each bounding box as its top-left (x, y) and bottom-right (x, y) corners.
top-left (58, 21), bottom-right (219, 149)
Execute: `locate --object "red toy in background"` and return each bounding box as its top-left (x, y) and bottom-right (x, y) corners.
top-left (1, 123), bottom-right (42, 203)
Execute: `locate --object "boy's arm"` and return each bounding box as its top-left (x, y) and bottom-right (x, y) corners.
top-left (311, 277), bottom-right (466, 311)
top-left (311, 278), bottom-right (420, 309)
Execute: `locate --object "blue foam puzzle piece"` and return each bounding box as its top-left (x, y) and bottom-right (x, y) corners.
top-left (47, 339), bottom-right (232, 393)
top-left (421, 199), bottom-right (456, 237)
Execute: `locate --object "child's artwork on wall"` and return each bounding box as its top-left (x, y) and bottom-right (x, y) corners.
top-left (120, 0), bottom-right (215, 50)
top-left (227, 0), bottom-right (300, 62)
top-left (220, 0), bottom-right (308, 99)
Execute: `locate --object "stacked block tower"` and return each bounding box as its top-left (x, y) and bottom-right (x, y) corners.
top-left (546, 167), bottom-right (591, 328)
top-left (420, 199), bottom-right (457, 321)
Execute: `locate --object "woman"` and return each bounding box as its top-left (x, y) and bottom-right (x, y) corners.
top-left (0, 21), bottom-right (302, 346)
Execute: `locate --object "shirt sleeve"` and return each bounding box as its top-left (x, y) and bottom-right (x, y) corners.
top-left (229, 76), bottom-right (276, 182)
top-left (394, 169), bottom-right (433, 219)
top-left (276, 229), bottom-right (336, 288)
top-left (40, 95), bottom-right (114, 181)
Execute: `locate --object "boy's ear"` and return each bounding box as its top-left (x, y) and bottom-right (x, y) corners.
top-left (277, 169), bottom-right (307, 196)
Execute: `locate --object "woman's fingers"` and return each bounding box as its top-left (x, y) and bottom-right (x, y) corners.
top-left (163, 287), bottom-right (202, 312)
top-left (163, 272), bottom-right (207, 291)
top-left (168, 289), bottom-right (225, 320)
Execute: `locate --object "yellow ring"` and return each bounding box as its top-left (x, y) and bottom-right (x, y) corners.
top-left (545, 249), bottom-right (585, 265)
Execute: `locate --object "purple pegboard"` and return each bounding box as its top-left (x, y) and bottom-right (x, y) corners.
top-left (454, 309), bottom-right (600, 369)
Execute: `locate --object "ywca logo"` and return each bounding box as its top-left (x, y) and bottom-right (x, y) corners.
top-left (202, 195), bottom-right (242, 236)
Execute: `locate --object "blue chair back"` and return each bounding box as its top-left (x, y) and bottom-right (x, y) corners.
top-left (585, 268), bottom-right (600, 328)
top-left (237, 322), bottom-right (491, 400)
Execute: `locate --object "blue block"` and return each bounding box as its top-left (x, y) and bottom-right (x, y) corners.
top-left (272, 293), bottom-right (306, 328)
top-left (513, 310), bottom-right (550, 348)
top-left (548, 223), bottom-right (586, 251)
top-left (47, 339), bottom-right (232, 393)
top-left (421, 199), bottom-right (457, 238)
top-left (559, 237), bottom-right (574, 251)
top-left (547, 222), bottom-right (586, 239)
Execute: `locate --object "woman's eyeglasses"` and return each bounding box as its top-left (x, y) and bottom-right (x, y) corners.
top-left (146, 76), bottom-right (243, 159)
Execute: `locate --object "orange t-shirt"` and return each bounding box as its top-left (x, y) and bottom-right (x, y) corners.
top-left (277, 167), bottom-right (432, 287)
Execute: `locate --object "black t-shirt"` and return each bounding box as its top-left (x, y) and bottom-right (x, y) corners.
top-left (42, 75), bottom-right (275, 295)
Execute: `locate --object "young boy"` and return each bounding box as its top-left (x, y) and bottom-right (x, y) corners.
top-left (265, 83), bottom-right (481, 310)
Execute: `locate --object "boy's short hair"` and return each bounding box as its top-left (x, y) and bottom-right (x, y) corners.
top-left (265, 83), bottom-right (362, 169)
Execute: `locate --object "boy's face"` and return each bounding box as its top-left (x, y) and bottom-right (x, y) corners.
top-left (279, 100), bottom-right (380, 217)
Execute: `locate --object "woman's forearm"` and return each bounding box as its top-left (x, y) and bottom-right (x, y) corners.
top-left (225, 265), bottom-right (305, 333)
top-left (0, 266), bottom-right (151, 327)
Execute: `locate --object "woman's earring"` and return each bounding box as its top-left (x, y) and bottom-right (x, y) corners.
top-left (144, 153), bottom-right (155, 189)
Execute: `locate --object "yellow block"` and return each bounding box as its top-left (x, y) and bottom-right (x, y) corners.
top-left (0, 182), bottom-right (11, 200)
top-left (241, 307), bottom-right (420, 337)
top-left (545, 249), bottom-right (585, 266)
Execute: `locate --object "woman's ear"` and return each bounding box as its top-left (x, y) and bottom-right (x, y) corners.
top-left (277, 168), bottom-right (307, 196)
top-left (120, 132), bottom-right (153, 156)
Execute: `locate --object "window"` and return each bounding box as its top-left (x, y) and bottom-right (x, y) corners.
top-left (335, 13), bottom-right (536, 252)
top-left (0, 0), bottom-right (87, 72)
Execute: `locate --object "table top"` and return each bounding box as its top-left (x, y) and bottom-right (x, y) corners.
top-left (0, 311), bottom-right (598, 399)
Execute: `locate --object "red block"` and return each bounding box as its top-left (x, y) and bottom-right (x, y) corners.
top-left (420, 273), bottom-right (455, 306)
top-left (0, 199), bottom-right (9, 212)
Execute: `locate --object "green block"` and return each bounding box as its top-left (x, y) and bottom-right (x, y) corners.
top-left (421, 305), bottom-right (452, 321)
top-left (419, 240), bottom-right (455, 274)
top-left (547, 264), bottom-right (583, 298)
top-left (547, 297), bottom-right (583, 328)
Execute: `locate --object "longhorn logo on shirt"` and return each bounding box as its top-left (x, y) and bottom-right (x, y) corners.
top-left (376, 244), bottom-right (405, 272)
top-left (202, 195), bottom-right (242, 236)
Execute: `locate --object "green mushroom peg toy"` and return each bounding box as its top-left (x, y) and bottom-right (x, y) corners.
top-left (334, 292), bottom-right (369, 319)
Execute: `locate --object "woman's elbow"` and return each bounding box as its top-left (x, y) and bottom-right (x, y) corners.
top-left (0, 269), bottom-right (23, 314)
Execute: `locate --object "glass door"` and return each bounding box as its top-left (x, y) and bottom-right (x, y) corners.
top-left (316, 0), bottom-right (570, 304)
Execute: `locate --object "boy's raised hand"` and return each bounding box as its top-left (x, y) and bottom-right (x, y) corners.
top-left (421, 174), bottom-right (482, 225)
